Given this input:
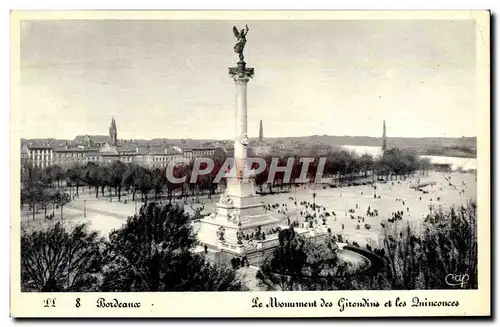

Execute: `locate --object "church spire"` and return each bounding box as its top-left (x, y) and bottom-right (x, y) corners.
top-left (382, 120), bottom-right (387, 152)
top-left (259, 120), bottom-right (263, 142)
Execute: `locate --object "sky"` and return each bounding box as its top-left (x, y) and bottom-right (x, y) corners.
top-left (19, 19), bottom-right (478, 140)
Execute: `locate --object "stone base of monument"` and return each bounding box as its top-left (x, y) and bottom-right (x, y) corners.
top-left (196, 216), bottom-right (327, 266)
top-left (195, 177), bottom-right (328, 266)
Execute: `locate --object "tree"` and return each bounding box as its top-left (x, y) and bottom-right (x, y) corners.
top-left (66, 165), bottom-right (82, 196)
top-left (54, 191), bottom-right (71, 220)
top-left (256, 228), bottom-right (307, 291)
top-left (152, 168), bottom-right (166, 201)
top-left (82, 162), bottom-right (100, 198)
top-left (254, 159), bottom-right (270, 193)
top-left (109, 161), bottom-right (127, 201)
top-left (256, 227), bottom-right (356, 291)
top-left (376, 202), bottom-right (478, 290)
top-left (101, 202), bottom-right (245, 291)
top-left (181, 163), bottom-right (193, 203)
top-left (359, 154), bottom-right (374, 178)
top-left (21, 222), bottom-right (104, 292)
top-left (97, 165), bottom-right (111, 197)
top-left (21, 166), bottom-right (44, 220)
top-left (325, 202), bottom-right (479, 291)
top-left (419, 157), bottom-right (432, 176)
top-left (122, 163), bottom-right (139, 201)
top-left (22, 180), bottom-right (43, 221)
top-left (165, 163), bottom-right (186, 204)
top-left (136, 166), bottom-right (154, 203)
top-left (373, 148), bottom-right (420, 181)
top-left (38, 187), bottom-right (54, 219)
top-left (49, 165), bottom-right (65, 188)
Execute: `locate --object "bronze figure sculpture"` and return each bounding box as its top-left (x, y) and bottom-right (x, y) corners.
top-left (233, 25), bottom-right (249, 62)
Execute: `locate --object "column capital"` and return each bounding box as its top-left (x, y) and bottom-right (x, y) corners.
top-left (229, 61), bottom-right (254, 82)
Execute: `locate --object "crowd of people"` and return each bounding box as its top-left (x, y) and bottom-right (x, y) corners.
top-left (260, 171), bottom-right (475, 248)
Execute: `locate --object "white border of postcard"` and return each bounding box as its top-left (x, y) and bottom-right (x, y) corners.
top-left (9, 10), bottom-right (490, 318)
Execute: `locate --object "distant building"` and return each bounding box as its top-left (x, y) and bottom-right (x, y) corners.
top-left (143, 149), bottom-right (183, 169)
top-left (307, 143), bottom-right (331, 156)
top-left (26, 145), bottom-right (53, 168)
top-left (20, 144), bottom-right (30, 167)
top-left (251, 143), bottom-right (272, 156)
top-left (182, 148), bottom-right (193, 161)
top-left (73, 135), bottom-right (109, 148)
top-left (85, 151), bottom-right (102, 164)
top-left (22, 117), bottom-right (237, 169)
top-left (53, 144), bottom-right (88, 167)
top-left (191, 148), bottom-right (216, 158)
top-left (73, 117), bottom-right (118, 148)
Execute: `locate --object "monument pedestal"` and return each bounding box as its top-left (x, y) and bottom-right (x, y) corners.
top-left (197, 174), bottom-right (282, 257)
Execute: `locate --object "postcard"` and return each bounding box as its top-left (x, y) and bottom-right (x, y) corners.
top-left (10, 10), bottom-right (490, 318)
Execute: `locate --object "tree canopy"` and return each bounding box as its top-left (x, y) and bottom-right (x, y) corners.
top-left (101, 202), bottom-right (246, 291)
top-left (21, 222), bottom-right (104, 292)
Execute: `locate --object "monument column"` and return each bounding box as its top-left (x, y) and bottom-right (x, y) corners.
top-left (235, 77), bottom-right (248, 162)
top-left (197, 25), bottom-right (314, 262)
top-left (229, 61), bottom-right (254, 180)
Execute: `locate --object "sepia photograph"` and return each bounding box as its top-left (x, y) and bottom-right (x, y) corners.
top-left (9, 10), bottom-right (490, 317)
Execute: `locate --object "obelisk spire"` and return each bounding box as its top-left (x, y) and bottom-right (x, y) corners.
top-left (382, 120), bottom-right (387, 152)
top-left (259, 120), bottom-right (264, 141)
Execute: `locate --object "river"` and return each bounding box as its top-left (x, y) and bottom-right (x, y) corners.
top-left (340, 145), bottom-right (477, 171)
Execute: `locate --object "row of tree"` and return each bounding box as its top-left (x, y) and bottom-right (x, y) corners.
top-left (21, 148), bottom-right (432, 215)
top-left (22, 198), bottom-right (476, 292)
top-left (21, 166), bottom-right (71, 221)
top-left (254, 148), bottom-right (428, 193)
top-left (256, 201), bottom-right (477, 291)
top-left (21, 202), bottom-right (244, 292)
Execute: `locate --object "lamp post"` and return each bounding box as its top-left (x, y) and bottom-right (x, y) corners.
top-left (84, 200), bottom-right (86, 218)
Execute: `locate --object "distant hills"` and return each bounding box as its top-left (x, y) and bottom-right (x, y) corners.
top-left (255, 135), bottom-right (477, 149)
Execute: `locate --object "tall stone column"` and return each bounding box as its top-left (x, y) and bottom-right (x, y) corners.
top-left (234, 77), bottom-right (248, 166)
top-left (229, 61), bottom-right (254, 181)
top-left (196, 28), bottom-right (316, 262)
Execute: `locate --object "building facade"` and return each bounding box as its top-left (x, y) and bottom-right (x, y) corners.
top-left (53, 146), bottom-right (88, 167)
top-left (22, 119), bottom-right (239, 170)
top-left (26, 146), bottom-right (53, 168)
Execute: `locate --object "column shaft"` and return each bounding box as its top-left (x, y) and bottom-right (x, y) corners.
top-left (235, 80), bottom-right (248, 176)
